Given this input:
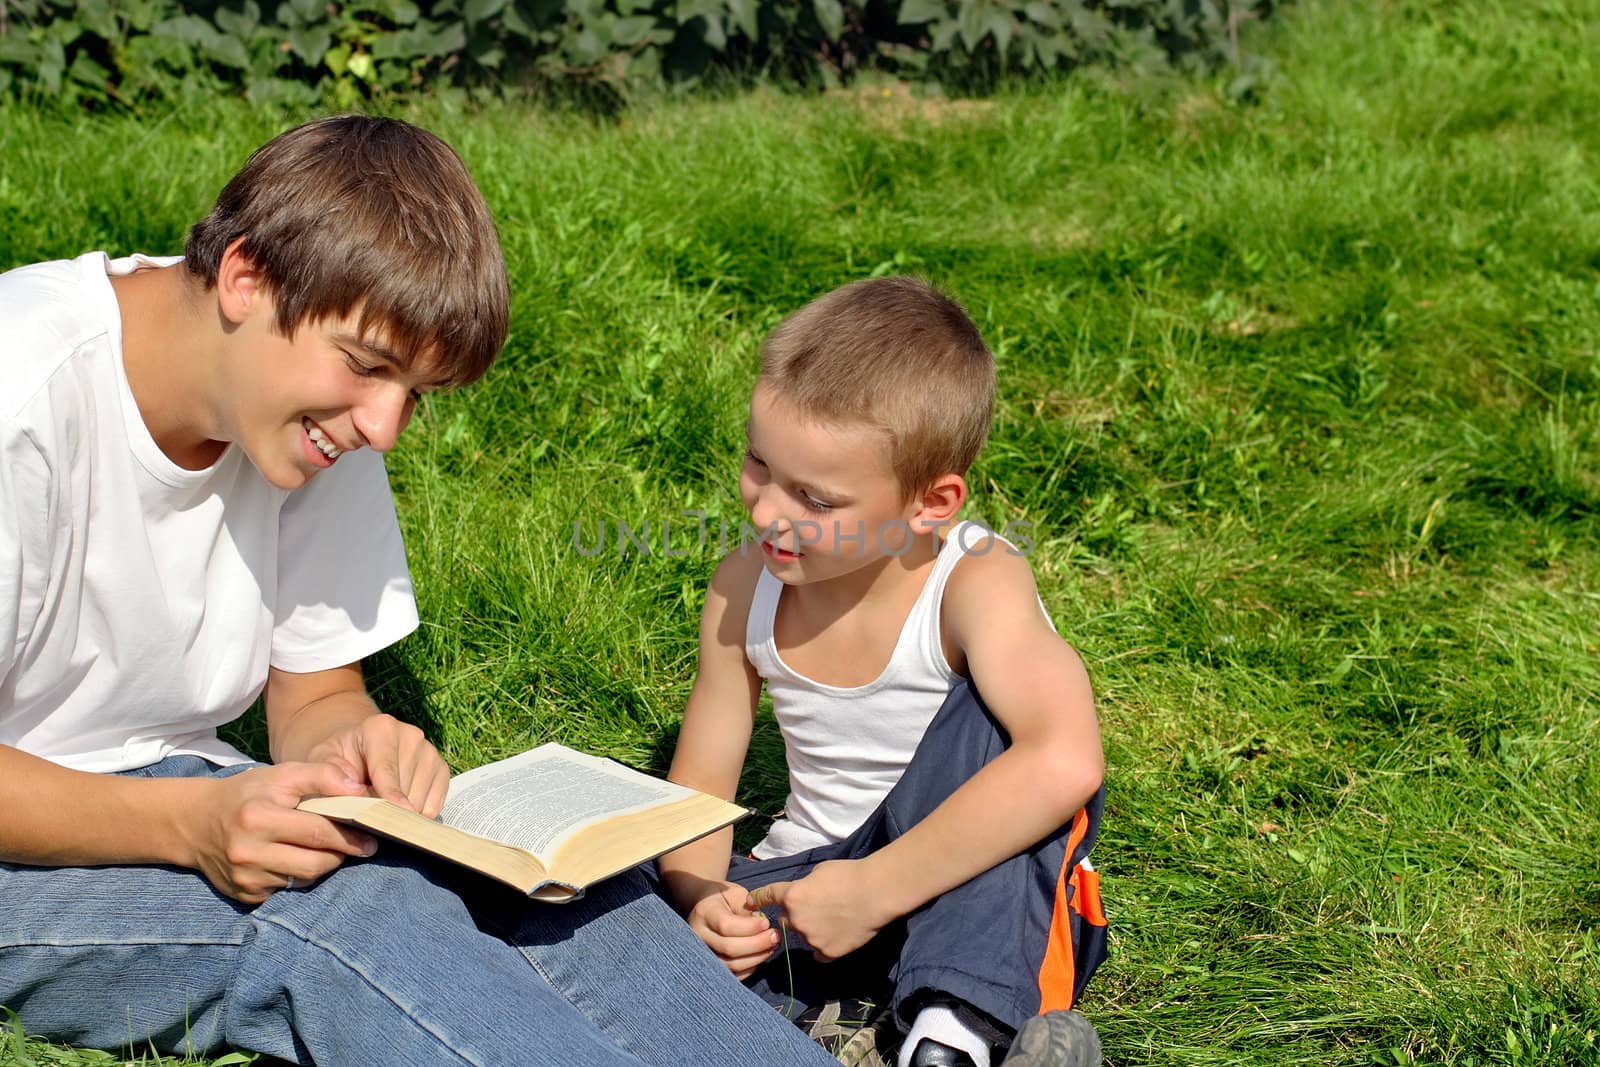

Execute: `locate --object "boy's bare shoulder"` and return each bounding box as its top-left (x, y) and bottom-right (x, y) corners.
top-left (708, 545), bottom-right (766, 599)
top-left (942, 533), bottom-right (1050, 631)
top-left (699, 546), bottom-right (767, 641)
top-left (697, 550), bottom-right (764, 659)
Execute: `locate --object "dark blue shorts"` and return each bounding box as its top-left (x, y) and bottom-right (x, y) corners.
top-left (728, 681), bottom-right (1107, 1036)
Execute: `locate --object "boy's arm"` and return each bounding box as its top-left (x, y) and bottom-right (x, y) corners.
top-left (657, 549), bottom-right (780, 978)
top-left (659, 548), bottom-right (762, 899)
top-left (752, 546), bottom-right (1103, 961)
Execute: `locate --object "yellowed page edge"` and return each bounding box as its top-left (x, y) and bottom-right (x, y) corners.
top-left (298, 795), bottom-right (563, 898)
top-left (546, 793), bottom-right (750, 888)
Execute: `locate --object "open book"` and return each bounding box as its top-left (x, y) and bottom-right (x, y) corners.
top-left (299, 743), bottom-right (748, 902)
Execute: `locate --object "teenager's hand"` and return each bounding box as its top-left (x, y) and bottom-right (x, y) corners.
top-left (681, 877), bottom-right (782, 980)
top-left (304, 713), bottom-right (450, 817)
top-left (190, 761), bottom-right (378, 905)
top-left (747, 859), bottom-right (893, 963)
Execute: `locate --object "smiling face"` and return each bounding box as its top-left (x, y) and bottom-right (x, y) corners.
top-left (218, 293), bottom-right (447, 492)
top-left (739, 383), bottom-right (931, 586)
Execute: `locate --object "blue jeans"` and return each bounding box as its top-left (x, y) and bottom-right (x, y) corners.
top-left (0, 757), bottom-right (833, 1067)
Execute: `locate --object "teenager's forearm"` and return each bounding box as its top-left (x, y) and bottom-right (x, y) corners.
top-left (0, 744), bottom-right (216, 868)
top-left (268, 689), bottom-right (383, 764)
top-left (859, 745), bottom-right (1101, 921)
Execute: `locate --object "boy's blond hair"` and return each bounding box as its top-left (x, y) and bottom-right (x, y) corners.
top-left (184, 115), bottom-right (508, 387)
top-left (758, 276), bottom-right (995, 498)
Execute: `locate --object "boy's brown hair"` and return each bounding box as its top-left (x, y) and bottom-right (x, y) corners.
top-left (758, 276), bottom-right (995, 498)
top-left (184, 115), bottom-right (508, 387)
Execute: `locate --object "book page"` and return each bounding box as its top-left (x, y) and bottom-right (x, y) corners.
top-left (439, 744), bottom-right (697, 858)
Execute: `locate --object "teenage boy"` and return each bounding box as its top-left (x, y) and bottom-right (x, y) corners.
top-left (658, 277), bottom-right (1109, 1067)
top-left (0, 115), bottom-right (832, 1067)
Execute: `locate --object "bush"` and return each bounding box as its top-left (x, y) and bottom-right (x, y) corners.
top-left (0, 0), bottom-right (1273, 109)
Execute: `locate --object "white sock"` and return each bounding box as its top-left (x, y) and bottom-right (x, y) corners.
top-left (897, 1004), bottom-right (992, 1067)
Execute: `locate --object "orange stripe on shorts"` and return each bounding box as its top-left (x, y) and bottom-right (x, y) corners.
top-left (1035, 808), bottom-right (1090, 1013)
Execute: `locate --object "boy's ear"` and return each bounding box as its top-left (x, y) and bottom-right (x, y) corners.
top-left (909, 473), bottom-right (967, 533)
top-left (214, 237), bottom-right (266, 327)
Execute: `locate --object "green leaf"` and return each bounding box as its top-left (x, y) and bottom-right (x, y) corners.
top-left (324, 40), bottom-right (350, 73)
top-left (1023, 1), bottom-right (1061, 29)
top-left (430, 21), bottom-right (467, 54)
top-left (987, 7), bottom-right (1012, 55)
top-left (812, 0), bottom-right (843, 41)
top-left (215, 2), bottom-right (261, 37)
top-left (151, 14), bottom-right (212, 47)
top-left (37, 56), bottom-right (63, 95)
top-left (0, 38), bottom-right (40, 64)
top-left (289, 0), bottom-right (323, 22)
top-left (698, 12), bottom-right (727, 50)
top-left (898, 0), bottom-right (946, 24)
top-left (204, 33), bottom-right (251, 69)
top-left (612, 15), bottom-right (658, 47)
top-left (347, 51), bottom-right (374, 80)
top-left (726, 0), bottom-right (759, 40)
top-left (46, 19), bottom-right (85, 47)
top-left (287, 25), bottom-right (330, 64)
top-left (463, 0), bottom-right (507, 25)
top-left (956, 0), bottom-right (986, 51)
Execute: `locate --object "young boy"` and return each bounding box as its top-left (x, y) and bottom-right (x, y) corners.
top-left (658, 277), bottom-right (1109, 1067)
top-left (0, 115), bottom-right (833, 1067)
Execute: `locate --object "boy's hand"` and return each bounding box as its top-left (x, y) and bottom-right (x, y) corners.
top-left (748, 859), bottom-right (893, 962)
top-left (304, 713), bottom-right (450, 817)
top-left (682, 878), bottom-right (782, 980)
top-left (190, 761), bottom-right (379, 905)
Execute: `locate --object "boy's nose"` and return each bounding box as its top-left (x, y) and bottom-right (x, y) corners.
top-left (352, 383), bottom-right (414, 453)
top-left (747, 486), bottom-right (789, 536)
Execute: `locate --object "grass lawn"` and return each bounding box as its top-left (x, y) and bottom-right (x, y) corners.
top-left (4, 0), bottom-right (1600, 1063)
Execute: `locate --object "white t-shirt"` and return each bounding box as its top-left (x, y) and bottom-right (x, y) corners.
top-left (0, 252), bottom-right (420, 772)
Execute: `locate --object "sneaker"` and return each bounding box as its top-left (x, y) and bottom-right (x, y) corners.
top-left (999, 1011), bottom-right (1101, 1067)
top-left (905, 1037), bottom-right (982, 1066)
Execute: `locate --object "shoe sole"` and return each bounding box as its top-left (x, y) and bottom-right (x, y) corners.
top-left (1003, 1011), bottom-right (1102, 1067)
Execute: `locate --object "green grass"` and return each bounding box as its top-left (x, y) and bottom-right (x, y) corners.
top-left (5, 0), bottom-right (1600, 1063)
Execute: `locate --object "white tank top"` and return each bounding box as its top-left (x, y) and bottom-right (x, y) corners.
top-left (746, 520), bottom-right (1020, 859)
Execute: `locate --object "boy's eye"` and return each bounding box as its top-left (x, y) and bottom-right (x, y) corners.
top-left (802, 494), bottom-right (835, 513)
top-left (744, 448), bottom-right (767, 468)
top-left (345, 354), bottom-right (379, 377)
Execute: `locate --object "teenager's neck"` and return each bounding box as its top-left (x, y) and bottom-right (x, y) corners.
top-left (113, 266), bottom-right (229, 470)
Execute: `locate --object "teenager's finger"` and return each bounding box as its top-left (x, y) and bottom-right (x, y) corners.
top-left (363, 744), bottom-right (411, 809)
top-left (254, 843), bottom-right (353, 893)
top-left (285, 808), bottom-right (380, 857)
top-left (271, 760), bottom-right (367, 802)
top-left (420, 767), bottom-right (451, 820)
top-left (404, 750), bottom-right (449, 815)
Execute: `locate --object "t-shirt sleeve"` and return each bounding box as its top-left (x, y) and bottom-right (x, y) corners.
top-left (0, 422), bottom-right (51, 690)
top-left (271, 447), bottom-right (419, 673)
